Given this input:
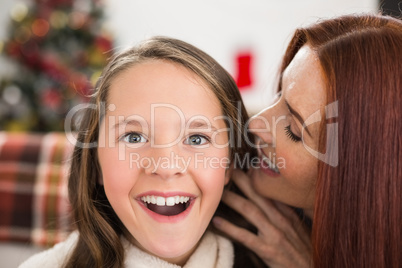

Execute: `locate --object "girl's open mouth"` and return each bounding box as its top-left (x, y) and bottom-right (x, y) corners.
top-left (140, 195), bottom-right (192, 216)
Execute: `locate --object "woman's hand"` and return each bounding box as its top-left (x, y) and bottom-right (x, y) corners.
top-left (213, 169), bottom-right (312, 268)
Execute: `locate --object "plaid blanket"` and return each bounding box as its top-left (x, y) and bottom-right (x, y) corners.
top-left (0, 132), bottom-right (74, 247)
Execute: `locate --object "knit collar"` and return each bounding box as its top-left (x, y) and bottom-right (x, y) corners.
top-left (123, 231), bottom-right (234, 268)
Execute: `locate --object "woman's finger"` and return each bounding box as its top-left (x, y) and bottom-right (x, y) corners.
top-left (274, 201), bottom-right (312, 249)
top-left (232, 169), bottom-right (283, 221)
top-left (221, 189), bottom-right (309, 255)
top-left (212, 216), bottom-right (273, 258)
top-left (213, 216), bottom-right (311, 268)
top-left (221, 190), bottom-right (274, 233)
top-left (231, 170), bottom-right (302, 241)
top-left (230, 169), bottom-right (312, 253)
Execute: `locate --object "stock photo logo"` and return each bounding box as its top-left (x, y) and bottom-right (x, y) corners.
top-left (64, 100), bottom-right (338, 168)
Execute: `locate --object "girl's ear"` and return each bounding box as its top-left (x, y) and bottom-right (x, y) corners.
top-left (224, 164), bottom-right (234, 185)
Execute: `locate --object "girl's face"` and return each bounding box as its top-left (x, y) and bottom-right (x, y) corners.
top-left (98, 60), bottom-right (230, 265)
top-left (248, 45), bottom-right (325, 217)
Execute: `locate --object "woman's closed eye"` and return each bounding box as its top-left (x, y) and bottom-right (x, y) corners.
top-left (121, 132), bottom-right (147, 144)
top-left (284, 125), bottom-right (301, 142)
top-left (184, 134), bottom-right (210, 146)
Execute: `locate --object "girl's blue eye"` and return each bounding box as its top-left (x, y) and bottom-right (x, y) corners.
top-left (184, 134), bottom-right (209, 146)
top-left (123, 132), bottom-right (147, 144)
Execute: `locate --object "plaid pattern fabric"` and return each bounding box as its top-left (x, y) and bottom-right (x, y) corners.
top-left (0, 132), bottom-right (75, 247)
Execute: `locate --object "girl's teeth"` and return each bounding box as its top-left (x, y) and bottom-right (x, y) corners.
top-left (141, 195), bottom-right (190, 206)
top-left (156, 196), bottom-right (165, 206)
top-left (166, 197), bottom-right (175, 206)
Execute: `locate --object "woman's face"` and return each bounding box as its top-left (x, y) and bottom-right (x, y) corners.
top-left (248, 45), bottom-right (325, 217)
top-left (97, 60), bottom-right (230, 265)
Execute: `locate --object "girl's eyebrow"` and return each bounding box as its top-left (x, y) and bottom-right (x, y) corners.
top-left (112, 118), bottom-right (219, 131)
top-left (112, 119), bottom-right (146, 129)
top-left (285, 99), bottom-right (312, 137)
top-left (187, 120), bottom-right (218, 132)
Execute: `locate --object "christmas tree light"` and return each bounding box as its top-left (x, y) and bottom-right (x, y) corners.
top-left (0, 0), bottom-right (113, 131)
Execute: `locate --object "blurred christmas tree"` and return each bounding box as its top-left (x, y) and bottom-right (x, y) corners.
top-left (0, 0), bottom-right (113, 132)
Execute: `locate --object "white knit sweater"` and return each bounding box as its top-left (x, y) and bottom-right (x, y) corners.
top-left (19, 231), bottom-right (234, 268)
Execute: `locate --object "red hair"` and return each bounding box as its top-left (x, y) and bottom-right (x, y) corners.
top-left (278, 14), bottom-right (401, 267)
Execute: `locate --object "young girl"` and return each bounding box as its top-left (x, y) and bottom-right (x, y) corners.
top-left (19, 37), bottom-right (257, 267)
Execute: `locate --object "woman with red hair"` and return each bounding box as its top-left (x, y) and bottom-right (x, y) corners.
top-left (214, 13), bottom-right (401, 268)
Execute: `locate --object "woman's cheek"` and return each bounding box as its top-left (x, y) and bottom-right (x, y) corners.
top-left (275, 144), bottom-right (292, 171)
top-left (276, 145), bottom-right (307, 182)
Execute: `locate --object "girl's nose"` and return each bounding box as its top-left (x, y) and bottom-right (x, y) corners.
top-left (144, 147), bottom-right (185, 179)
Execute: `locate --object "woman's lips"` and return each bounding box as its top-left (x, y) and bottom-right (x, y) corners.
top-left (258, 149), bottom-right (281, 177)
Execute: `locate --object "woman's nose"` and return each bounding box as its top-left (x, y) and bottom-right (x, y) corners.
top-left (248, 108), bottom-right (275, 145)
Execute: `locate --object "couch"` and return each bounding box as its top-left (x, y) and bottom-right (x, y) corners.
top-left (0, 132), bottom-right (74, 267)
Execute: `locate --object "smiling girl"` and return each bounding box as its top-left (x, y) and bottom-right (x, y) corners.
top-left (19, 37), bottom-right (257, 267)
